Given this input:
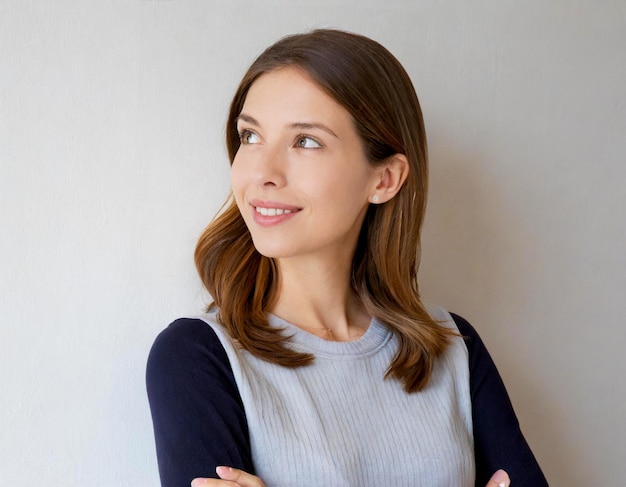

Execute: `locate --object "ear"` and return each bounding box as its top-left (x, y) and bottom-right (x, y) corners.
top-left (369, 154), bottom-right (409, 204)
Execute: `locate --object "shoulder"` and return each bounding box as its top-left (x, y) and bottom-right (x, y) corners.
top-left (148, 317), bottom-right (225, 362)
top-left (449, 312), bottom-right (481, 354)
top-left (447, 312), bottom-right (491, 372)
top-left (428, 306), bottom-right (478, 342)
top-left (146, 317), bottom-right (235, 392)
top-left (446, 312), bottom-right (501, 401)
top-left (448, 312), bottom-right (476, 337)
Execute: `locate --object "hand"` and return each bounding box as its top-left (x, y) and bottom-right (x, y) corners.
top-left (191, 466), bottom-right (266, 487)
top-left (486, 469), bottom-right (510, 487)
top-left (191, 466), bottom-right (507, 487)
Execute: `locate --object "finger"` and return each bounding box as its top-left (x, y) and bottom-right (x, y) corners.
top-left (191, 478), bottom-right (234, 487)
top-left (485, 469), bottom-right (510, 487)
top-left (216, 466), bottom-right (265, 487)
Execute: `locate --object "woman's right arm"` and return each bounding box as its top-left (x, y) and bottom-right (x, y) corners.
top-left (146, 318), bottom-right (254, 487)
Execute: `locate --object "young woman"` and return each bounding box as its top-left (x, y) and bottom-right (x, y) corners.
top-left (147, 29), bottom-right (548, 487)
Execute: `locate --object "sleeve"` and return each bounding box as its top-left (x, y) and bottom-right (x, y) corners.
top-left (450, 313), bottom-right (549, 487)
top-left (146, 318), bottom-right (254, 487)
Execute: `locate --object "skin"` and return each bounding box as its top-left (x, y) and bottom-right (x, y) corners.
top-left (194, 67), bottom-right (510, 486)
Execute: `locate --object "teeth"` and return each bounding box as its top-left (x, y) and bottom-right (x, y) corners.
top-left (256, 207), bottom-right (293, 216)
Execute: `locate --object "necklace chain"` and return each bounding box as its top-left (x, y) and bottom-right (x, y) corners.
top-left (298, 324), bottom-right (335, 340)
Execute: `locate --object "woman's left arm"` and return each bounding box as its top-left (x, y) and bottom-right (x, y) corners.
top-left (451, 313), bottom-right (549, 486)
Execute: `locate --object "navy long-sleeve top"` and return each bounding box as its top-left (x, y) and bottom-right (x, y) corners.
top-left (146, 311), bottom-right (548, 486)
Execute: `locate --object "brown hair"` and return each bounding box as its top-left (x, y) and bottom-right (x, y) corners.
top-left (195, 29), bottom-right (455, 392)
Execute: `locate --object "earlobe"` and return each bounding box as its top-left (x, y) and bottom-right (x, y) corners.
top-left (371, 154), bottom-right (409, 204)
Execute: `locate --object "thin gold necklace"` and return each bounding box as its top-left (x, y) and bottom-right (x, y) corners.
top-left (297, 324), bottom-right (336, 340)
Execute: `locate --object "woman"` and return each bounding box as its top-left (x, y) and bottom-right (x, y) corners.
top-left (147, 29), bottom-right (548, 487)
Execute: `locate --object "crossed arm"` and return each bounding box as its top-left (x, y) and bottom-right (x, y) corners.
top-left (191, 466), bottom-right (511, 487)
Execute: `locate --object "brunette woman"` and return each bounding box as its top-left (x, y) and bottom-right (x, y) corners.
top-left (147, 29), bottom-right (548, 487)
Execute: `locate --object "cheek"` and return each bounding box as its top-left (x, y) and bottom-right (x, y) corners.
top-left (325, 165), bottom-right (372, 200)
top-left (230, 160), bottom-right (246, 198)
top-left (229, 168), bottom-right (250, 222)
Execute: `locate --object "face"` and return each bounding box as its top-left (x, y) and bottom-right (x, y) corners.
top-left (231, 67), bottom-right (380, 264)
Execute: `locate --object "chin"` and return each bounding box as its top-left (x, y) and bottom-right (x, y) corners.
top-left (254, 249), bottom-right (296, 260)
top-left (250, 240), bottom-right (295, 260)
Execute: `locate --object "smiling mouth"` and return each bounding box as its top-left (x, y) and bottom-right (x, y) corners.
top-left (254, 207), bottom-right (297, 216)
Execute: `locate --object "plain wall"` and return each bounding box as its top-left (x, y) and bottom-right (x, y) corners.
top-left (1, 1), bottom-right (624, 485)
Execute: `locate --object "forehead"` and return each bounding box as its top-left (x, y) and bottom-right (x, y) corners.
top-left (241, 67), bottom-right (350, 124)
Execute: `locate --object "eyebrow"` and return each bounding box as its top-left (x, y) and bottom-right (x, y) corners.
top-left (236, 113), bottom-right (339, 138)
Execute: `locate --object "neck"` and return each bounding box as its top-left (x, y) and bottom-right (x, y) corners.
top-left (271, 256), bottom-right (370, 342)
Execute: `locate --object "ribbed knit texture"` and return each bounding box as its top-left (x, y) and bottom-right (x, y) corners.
top-left (199, 307), bottom-right (474, 486)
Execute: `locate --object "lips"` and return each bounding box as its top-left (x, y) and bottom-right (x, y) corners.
top-left (249, 199), bottom-right (301, 225)
top-left (250, 199), bottom-right (301, 211)
top-left (255, 207), bottom-right (295, 216)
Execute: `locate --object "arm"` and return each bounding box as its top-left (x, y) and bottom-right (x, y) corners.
top-left (190, 467), bottom-right (509, 487)
top-left (146, 318), bottom-right (254, 487)
top-left (451, 313), bottom-right (549, 486)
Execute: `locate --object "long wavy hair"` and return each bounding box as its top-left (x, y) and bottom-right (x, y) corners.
top-left (195, 29), bottom-right (454, 392)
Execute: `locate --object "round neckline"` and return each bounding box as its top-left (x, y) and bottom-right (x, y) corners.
top-left (268, 314), bottom-right (392, 358)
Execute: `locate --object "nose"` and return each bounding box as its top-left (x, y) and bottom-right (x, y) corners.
top-left (254, 144), bottom-right (287, 189)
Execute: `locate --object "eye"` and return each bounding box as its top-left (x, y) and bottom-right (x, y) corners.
top-left (295, 135), bottom-right (322, 149)
top-left (239, 129), bottom-right (260, 145)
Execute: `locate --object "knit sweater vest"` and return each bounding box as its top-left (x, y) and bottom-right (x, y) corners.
top-left (199, 306), bottom-right (475, 486)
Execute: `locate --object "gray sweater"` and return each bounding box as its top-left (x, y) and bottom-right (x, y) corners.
top-left (200, 306), bottom-right (475, 486)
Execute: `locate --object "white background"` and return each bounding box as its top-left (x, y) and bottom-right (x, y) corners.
top-left (1, 1), bottom-right (625, 485)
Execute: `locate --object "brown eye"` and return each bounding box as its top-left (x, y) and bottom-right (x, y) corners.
top-left (295, 136), bottom-right (322, 149)
top-left (239, 130), bottom-right (260, 145)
